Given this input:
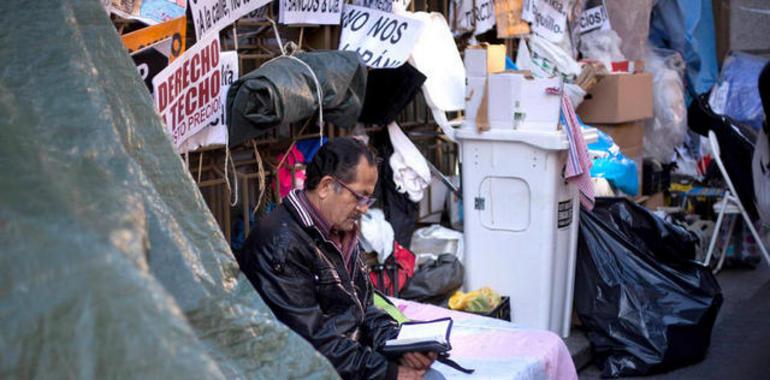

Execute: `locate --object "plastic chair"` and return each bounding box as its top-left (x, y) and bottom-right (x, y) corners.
top-left (701, 131), bottom-right (770, 273)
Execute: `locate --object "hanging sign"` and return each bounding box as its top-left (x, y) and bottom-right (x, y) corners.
top-left (109, 0), bottom-right (186, 25)
top-left (351, 0), bottom-right (411, 13)
top-left (494, 0), bottom-right (529, 38)
top-left (279, 0), bottom-right (344, 25)
top-left (453, 0), bottom-right (496, 36)
top-left (121, 16), bottom-right (187, 61)
top-left (189, 0), bottom-right (271, 39)
top-left (153, 33), bottom-right (222, 148)
top-left (180, 51), bottom-right (239, 153)
top-left (338, 5), bottom-right (425, 69)
top-left (578, 0), bottom-right (611, 35)
top-left (528, 0), bottom-right (568, 43)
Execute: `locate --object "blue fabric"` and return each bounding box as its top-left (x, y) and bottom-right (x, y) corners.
top-left (715, 52), bottom-right (769, 131)
top-left (505, 56), bottom-right (518, 71)
top-left (649, 0), bottom-right (719, 98)
top-left (296, 137), bottom-right (328, 164)
top-left (581, 117), bottom-right (639, 196)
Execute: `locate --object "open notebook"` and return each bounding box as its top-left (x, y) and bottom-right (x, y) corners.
top-left (381, 318), bottom-right (453, 355)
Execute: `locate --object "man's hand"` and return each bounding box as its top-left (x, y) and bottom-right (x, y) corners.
top-left (400, 351), bottom-right (438, 371)
top-left (397, 366), bottom-right (426, 380)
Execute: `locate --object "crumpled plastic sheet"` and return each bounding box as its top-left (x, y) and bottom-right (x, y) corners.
top-left (709, 52), bottom-right (769, 132)
top-left (644, 47), bottom-right (688, 163)
top-left (604, 0), bottom-right (653, 61)
top-left (0, 1), bottom-right (338, 378)
top-left (227, 51), bottom-right (366, 146)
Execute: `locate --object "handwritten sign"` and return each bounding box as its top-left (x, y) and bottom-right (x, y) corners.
top-left (153, 33), bottom-right (222, 148)
top-left (338, 5), bottom-right (425, 69)
top-left (578, 0), bottom-right (611, 35)
top-left (351, 0), bottom-right (411, 13)
top-left (494, 0), bottom-right (529, 38)
top-left (529, 0), bottom-right (568, 42)
top-left (189, 0), bottom-right (271, 39)
top-left (453, 0), bottom-right (496, 36)
top-left (179, 51), bottom-right (239, 153)
top-left (279, 0), bottom-right (343, 25)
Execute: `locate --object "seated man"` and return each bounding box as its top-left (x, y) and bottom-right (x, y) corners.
top-left (237, 137), bottom-right (436, 379)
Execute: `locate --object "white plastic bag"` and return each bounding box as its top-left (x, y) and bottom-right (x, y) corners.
top-left (518, 35), bottom-right (582, 80)
top-left (360, 208), bottom-right (395, 263)
top-left (406, 12), bottom-right (466, 141)
top-left (578, 29), bottom-right (625, 72)
top-left (410, 225), bottom-right (465, 265)
top-left (644, 47), bottom-right (688, 163)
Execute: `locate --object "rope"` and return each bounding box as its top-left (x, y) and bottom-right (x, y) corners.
top-left (251, 140), bottom-right (267, 216)
top-left (223, 141), bottom-right (239, 207)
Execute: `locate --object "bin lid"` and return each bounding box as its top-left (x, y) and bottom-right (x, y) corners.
top-left (456, 127), bottom-right (598, 150)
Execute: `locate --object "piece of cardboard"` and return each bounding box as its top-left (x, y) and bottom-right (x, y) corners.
top-left (464, 44), bottom-right (505, 131)
top-left (577, 72), bottom-right (653, 123)
top-left (595, 121), bottom-right (644, 157)
top-left (488, 71), bottom-right (562, 131)
top-left (464, 44), bottom-right (506, 77)
top-left (466, 76), bottom-right (491, 131)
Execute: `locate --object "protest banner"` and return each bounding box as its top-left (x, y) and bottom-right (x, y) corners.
top-left (108, 0), bottom-right (185, 25)
top-left (279, 0), bottom-right (343, 25)
top-left (527, 0), bottom-right (568, 43)
top-left (494, 0), bottom-right (530, 38)
top-left (152, 33), bottom-right (222, 149)
top-left (338, 5), bottom-right (425, 69)
top-left (180, 51), bottom-right (239, 153)
top-left (452, 0), bottom-right (496, 36)
top-left (189, 0), bottom-right (271, 40)
top-left (351, 0), bottom-right (410, 13)
top-left (132, 46), bottom-right (169, 92)
top-left (121, 16), bottom-right (187, 61)
top-left (578, 0), bottom-right (611, 35)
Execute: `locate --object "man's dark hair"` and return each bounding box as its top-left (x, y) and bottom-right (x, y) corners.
top-left (305, 137), bottom-right (377, 191)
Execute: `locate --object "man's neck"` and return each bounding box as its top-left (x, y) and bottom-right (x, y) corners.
top-left (305, 190), bottom-right (335, 231)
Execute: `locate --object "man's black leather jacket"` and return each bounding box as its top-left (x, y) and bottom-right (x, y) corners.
top-left (236, 192), bottom-right (400, 380)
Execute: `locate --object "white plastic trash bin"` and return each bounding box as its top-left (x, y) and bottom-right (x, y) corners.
top-left (456, 127), bottom-right (597, 337)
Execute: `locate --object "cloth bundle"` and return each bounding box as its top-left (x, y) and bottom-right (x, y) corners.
top-left (387, 122), bottom-right (431, 203)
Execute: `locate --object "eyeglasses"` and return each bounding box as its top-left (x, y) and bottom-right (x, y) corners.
top-left (333, 177), bottom-right (376, 208)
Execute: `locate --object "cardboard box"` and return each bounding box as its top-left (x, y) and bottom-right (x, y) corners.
top-left (465, 76), bottom-right (490, 130)
top-left (464, 44), bottom-right (506, 131)
top-left (488, 71), bottom-right (562, 131)
top-left (595, 121), bottom-right (644, 157)
top-left (464, 44), bottom-right (506, 77)
top-left (577, 72), bottom-right (653, 123)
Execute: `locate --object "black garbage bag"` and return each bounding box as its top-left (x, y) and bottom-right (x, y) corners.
top-left (400, 254), bottom-right (464, 306)
top-left (227, 51), bottom-right (367, 146)
top-left (575, 199), bottom-right (723, 378)
top-left (594, 198), bottom-right (700, 263)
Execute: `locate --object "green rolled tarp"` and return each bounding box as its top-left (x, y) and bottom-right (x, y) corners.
top-left (0, 1), bottom-right (338, 379)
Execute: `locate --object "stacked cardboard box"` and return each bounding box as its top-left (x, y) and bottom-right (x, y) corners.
top-left (464, 44), bottom-right (506, 131)
top-left (577, 72), bottom-right (653, 195)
